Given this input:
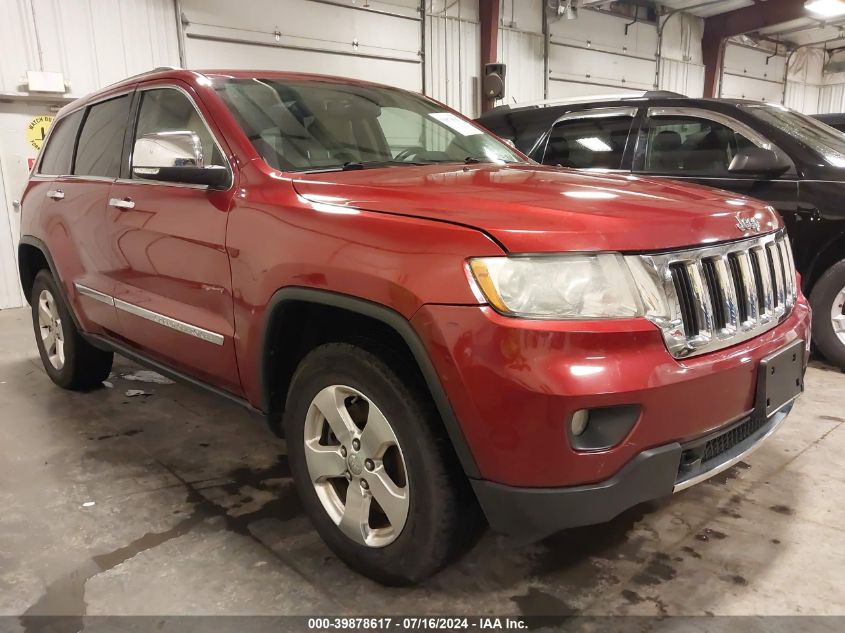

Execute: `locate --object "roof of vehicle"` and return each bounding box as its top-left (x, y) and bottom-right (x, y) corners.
top-left (477, 94), bottom-right (769, 121)
top-left (57, 67), bottom-right (421, 118)
top-left (812, 112), bottom-right (845, 124)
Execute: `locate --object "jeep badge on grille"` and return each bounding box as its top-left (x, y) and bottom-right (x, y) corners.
top-left (736, 215), bottom-right (761, 232)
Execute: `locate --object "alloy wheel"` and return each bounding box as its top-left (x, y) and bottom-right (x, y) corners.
top-left (37, 289), bottom-right (65, 370)
top-left (303, 384), bottom-right (409, 548)
top-left (832, 287), bottom-right (845, 346)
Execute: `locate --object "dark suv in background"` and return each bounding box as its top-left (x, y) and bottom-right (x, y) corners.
top-left (478, 94), bottom-right (845, 369)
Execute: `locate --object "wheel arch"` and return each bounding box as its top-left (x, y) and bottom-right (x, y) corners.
top-left (18, 237), bottom-right (51, 305)
top-left (803, 230), bottom-right (845, 292)
top-left (258, 287), bottom-right (480, 478)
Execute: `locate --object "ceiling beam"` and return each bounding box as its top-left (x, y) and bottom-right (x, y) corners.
top-left (703, 0), bottom-right (809, 96)
top-left (706, 0), bottom-right (809, 37)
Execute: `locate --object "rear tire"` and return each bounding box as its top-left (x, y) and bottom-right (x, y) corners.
top-left (810, 260), bottom-right (845, 370)
top-left (283, 342), bottom-right (482, 585)
top-left (30, 269), bottom-right (113, 390)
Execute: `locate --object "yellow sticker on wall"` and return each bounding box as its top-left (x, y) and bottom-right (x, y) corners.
top-left (26, 115), bottom-right (54, 151)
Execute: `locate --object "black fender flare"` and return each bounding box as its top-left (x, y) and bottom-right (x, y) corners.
top-left (18, 235), bottom-right (86, 332)
top-left (258, 287), bottom-right (481, 478)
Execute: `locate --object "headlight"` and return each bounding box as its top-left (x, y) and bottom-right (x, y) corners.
top-left (468, 254), bottom-right (643, 319)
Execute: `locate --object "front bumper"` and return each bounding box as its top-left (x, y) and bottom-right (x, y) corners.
top-left (411, 295), bottom-right (810, 540)
top-left (471, 402), bottom-right (793, 542)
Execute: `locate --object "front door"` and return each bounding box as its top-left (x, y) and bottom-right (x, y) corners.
top-left (633, 106), bottom-right (800, 236)
top-left (107, 81), bottom-right (241, 394)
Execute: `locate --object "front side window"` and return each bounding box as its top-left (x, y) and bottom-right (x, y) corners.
top-left (38, 110), bottom-right (84, 175)
top-left (213, 78), bottom-right (526, 171)
top-left (643, 116), bottom-right (755, 175)
top-left (132, 88), bottom-right (226, 173)
top-left (74, 95), bottom-right (131, 178)
top-left (744, 103), bottom-right (845, 168)
top-left (543, 116), bottom-right (632, 169)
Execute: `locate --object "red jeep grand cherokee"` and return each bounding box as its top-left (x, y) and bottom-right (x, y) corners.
top-left (19, 69), bottom-right (809, 585)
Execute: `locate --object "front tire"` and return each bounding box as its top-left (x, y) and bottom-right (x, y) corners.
top-left (283, 343), bottom-right (481, 585)
top-left (30, 270), bottom-right (113, 390)
top-left (810, 260), bottom-right (845, 370)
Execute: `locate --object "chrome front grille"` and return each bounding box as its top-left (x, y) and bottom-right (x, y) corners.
top-left (627, 231), bottom-right (796, 359)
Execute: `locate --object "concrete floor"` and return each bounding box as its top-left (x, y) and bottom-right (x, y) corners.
top-left (2, 305), bottom-right (845, 623)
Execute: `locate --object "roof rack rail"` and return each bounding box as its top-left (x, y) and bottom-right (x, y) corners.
top-left (486, 89), bottom-right (687, 113)
top-left (642, 90), bottom-right (686, 98)
top-left (101, 66), bottom-right (185, 89)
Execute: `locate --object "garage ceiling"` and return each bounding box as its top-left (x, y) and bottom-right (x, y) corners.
top-left (661, 0), bottom-right (845, 48)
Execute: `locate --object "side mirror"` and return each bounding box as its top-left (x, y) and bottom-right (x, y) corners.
top-left (728, 147), bottom-right (790, 177)
top-left (132, 131), bottom-right (230, 189)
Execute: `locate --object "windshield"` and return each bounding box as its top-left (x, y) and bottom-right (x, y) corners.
top-left (214, 77), bottom-right (526, 172)
top-left (744, 103), bottom-right (845, 167)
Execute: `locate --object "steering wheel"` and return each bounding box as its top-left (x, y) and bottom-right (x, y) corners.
top-left (394, 146), bottom-right (427, 162)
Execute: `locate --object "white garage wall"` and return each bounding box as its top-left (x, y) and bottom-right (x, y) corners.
top-left (0, 0), bottom-right (179, 98)
top-left (425, 0), bottom-right (543, 117)
top-left (180, 0), bottom-right (424, 92)
top-left (784, 48), bottom-right (823, 114)
top-left (657, 11), bottom-right (704, 97)
top-left (720, 43), bottom-right (787, 103)
top-left (547, 9), bottom-right (657, 100)
top-left (0, 0), bottom-right (179, 310)
top-left (496, 0), bottom-right (544, 108)
top-left (425, 0), bottom-right (479, 115)
top-left (816, 52), bottom-right (845, 115)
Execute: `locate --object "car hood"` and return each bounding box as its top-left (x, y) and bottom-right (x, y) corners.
top-left (291, 164), bottom-right (782, 253)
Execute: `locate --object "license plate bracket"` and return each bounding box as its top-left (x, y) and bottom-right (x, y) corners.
top-left (755, 339), bottom-right (805, 420)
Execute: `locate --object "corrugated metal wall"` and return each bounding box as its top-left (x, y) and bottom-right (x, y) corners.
top-left (424, 0), bottom-right (543, 117)
top-left (425, 0), bottom-right (479, 115)
top-left (784, 48), bottom-right (823, 114)
top-left (0, 0), bottom-right (179, 98)
top-left (496, 0), bottom-right (544, 108)
top-left (658, 12), bottom-right (704, 97)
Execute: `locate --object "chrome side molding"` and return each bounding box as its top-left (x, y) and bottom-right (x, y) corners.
top-left (73, 283), bottom-right (224, 346)
top-left (74, 283), bottom-right (114, 306)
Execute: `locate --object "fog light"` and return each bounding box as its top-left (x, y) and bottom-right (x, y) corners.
top-left (568, 405), bottom-right (641, 451)
top-left (570, 409), bottom-right (590, 436)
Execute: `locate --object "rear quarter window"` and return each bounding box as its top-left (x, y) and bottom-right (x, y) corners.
top-left (38, 110), bottom-right (84, 176)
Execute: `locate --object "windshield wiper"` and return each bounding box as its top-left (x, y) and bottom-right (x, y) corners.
top-left (299, 160), bottom-right (427, 174)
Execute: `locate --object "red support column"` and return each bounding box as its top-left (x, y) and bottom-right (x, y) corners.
top-left (701, 0), bottom-right (808, 98)
top-left (702, 28), bottom-right (724, 98)
top-left (479, 0), bottom-right (500, 113)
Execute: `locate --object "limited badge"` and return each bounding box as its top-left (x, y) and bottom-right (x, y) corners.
top-left (26, 115), bottom-right (54, 151)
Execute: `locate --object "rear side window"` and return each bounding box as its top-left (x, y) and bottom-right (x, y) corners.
top-left (543, 116), bottom-right (633, 169)
top-left (74, 95), bottom-right (131, 178)
top-left (38, 110), bottom-right (83, 175)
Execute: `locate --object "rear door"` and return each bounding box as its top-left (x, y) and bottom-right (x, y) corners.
top-left (26, 92), bottom-right (133, 332)
top-left (106, 81), bottom-right (241, 394)
top-left (632, 106), bottom-right (800, 233)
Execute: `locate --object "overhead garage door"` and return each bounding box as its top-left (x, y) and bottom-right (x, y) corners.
top-left (181, 0), bottom-right (423, 92)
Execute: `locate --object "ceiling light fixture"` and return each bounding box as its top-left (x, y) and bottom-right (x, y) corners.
top-left (805, 0), bottom-right (845, 18)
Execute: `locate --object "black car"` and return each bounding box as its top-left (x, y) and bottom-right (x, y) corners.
top-left (477, 94), bottom-right (845, 369)
top-left (813, 113), bottom-right (845, 134)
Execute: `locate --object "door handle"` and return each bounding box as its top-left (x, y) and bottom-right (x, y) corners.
top-left (46, 189), bottom-right (64, 200)
top-left (109, 197), bottom-right (135, 210)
